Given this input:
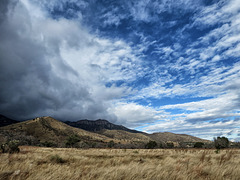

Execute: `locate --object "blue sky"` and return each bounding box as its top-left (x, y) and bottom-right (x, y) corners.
top-left (0, 0), bottom-right (240, 140)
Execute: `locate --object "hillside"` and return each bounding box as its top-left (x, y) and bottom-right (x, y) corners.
top-left (0, 114), bottom-right (19, 127)
top-left (0, 115), bottom-right (210, 148)
top-left (65, 119), bottom-right (141, 133)
top-left (65, 119), bottom-right (210, 146)
top-left (0, 116), bottom-right (113, 147)
top-left (148, 132), bottom-right (210, 143)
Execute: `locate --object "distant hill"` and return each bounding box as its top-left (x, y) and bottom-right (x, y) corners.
top-left (148, 132), bottom-right (210, 143)
top-left (0, 114), bottom-right (19, 127)
top-left (99, 129), bottom-right (151, 142)
top-left (65, 119), bottom-right (210, 147)
top-left (65, 119), bottom-right (142, 133)
top-left (0, 115), bottom-right (210, 148)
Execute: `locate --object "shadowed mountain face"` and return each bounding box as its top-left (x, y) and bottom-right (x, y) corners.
top-left (65, 119), bottom-right (142, 134)
top-left (0, 114), bottom-right (19, 127)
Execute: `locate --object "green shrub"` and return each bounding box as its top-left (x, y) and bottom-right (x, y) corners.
top-left (42, 141), bottom-right (57, 147)
top-left (166, 142), bottom-right (174, 148)
top-left (214, 136), bottom-right (229, 149)
top-left (145, 141), bottom-right (157, 149)
top-left (194, 142), bottom-right (204, 148)
top-left (0, 140), bottom-right (20, 153)
top-left (107, 140), bottom-right (115, 148)
top-left (133, 150), bottom-right (139, 154)
top-left (50, 154), bottom-right (65, 164)
top-left (65, 134), bottom-right (80, 147)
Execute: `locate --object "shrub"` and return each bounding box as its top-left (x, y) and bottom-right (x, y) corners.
top-left (194, 142), bottom-right (204, 148)
top-left (145, 141), bottom-right (157, 149)
top-left (65, 134), bottom-right (80, 147)
top-left (166, 142), bottom-right (174, 148)
top-left (42, 141), bottom-right (57, 147)
top-left (50, 154), bottom-right (66, 164)
top-left (107, 140), bottom-right (115, 148)
top-left (0, 140), bottom-right (20, 153)
top-left (214, 136), bottom-right (229, 149)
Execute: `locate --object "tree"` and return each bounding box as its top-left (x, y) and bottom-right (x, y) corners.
top-left (214, 136), bottom-right (229, 149)
top-left (166, 142), bottom-right (174, 148)
top-left (0, 140), bottom-right (20, 153)
top-left (145, 141), bottom-right (157, 149)
top-left (65, 134), bottom-right (80, 147)
top-left (107, 140), bottom-right (115, 148)
top-left (194, 142), bottom-right (204, 148)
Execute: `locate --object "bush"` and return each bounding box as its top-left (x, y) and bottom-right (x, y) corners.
top-left (65, 134), bottom-right (80, 147)
top-left (194, 142), bottom-right (204, 148)
top-left (107, 140), bottom-right (115, 148)
top-left (50, 154), bottom-right (66, 164)
top-left (42, 141), bottom-right (57, 147)
top-left (214, 136), bottom-right (229, 149)
top-left (0, 140), bottom-right (20, 153)
top-left (166, 142), bottom-right (174, 148)
top-left (145, 141), bottom-right (157, 149)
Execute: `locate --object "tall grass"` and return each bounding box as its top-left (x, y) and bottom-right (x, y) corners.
top-left (0, 146), bottom-right (239, 180)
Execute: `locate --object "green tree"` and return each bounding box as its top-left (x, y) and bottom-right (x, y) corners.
top-left (145, 141), bottom-right (157, 149)
top-left (0, 140), bottom-right (20, 153)
top-left (65, 134), bottom-right (80, 147)
top-left (166, 142), bottom-right (174, 148)
top-left (194, 142), bottom-right (204, 148)
top-left (107, 140), bottom-right (115, 148)
top-left (214, 136), bottom-right (229, 149)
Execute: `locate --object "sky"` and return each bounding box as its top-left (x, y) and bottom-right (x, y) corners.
top-left (0, 0), bottom-right (240, 141)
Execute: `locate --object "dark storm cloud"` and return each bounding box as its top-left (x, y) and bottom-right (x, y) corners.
top-left (0, 0), bottom-right (8, 22)
top-left (0, 0), bottom-right (117, 121)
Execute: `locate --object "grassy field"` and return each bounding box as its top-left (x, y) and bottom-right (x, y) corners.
top-left (0, 146), bottom-right (240, 180)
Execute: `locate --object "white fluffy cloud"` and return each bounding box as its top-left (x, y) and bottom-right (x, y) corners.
top-left (0, 0), bottom-right (143, 121)
top-left (110, 102), bottom-right (167, 127)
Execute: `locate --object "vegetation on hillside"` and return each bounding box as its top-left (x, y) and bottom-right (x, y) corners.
top-left (1, 117), bottom-right (240, 149)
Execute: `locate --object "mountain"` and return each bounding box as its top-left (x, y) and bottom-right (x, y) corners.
top-left (0, 114), bottom-right (19, 127)
top-left (0, 116), bottom-right (114, 147)
top-left (0, 115), bottom-right (210, 148)
top-left (65, 119), bottom-right (210, 147)
top-left (65, 119), bottom-right (142, 133)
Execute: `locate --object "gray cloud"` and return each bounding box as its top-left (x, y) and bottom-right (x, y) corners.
top-left (0, 0), bottom-right (135, 121)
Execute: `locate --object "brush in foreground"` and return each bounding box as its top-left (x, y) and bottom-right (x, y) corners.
top-left (0, 146), bottom-right (240, 180)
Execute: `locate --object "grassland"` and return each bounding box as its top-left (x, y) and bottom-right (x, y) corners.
top-left (0, 146), bottom-right (240, 180)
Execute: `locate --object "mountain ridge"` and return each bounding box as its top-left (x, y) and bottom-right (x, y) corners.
top-left (0, 114), bottom-right (19, 127)
top-left (0, 115), bottom-right (210, 148)
top-left (64, 119), bottom-right (142, 134)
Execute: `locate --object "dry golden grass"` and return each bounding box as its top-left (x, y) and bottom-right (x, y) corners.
top-left (0, 146), bottom-right (240, 180)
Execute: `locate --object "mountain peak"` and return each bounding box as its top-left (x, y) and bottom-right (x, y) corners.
top-left (65, 119), bottom-right (141, 133)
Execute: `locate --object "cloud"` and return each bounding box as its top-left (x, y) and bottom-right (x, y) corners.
top-left (0, 0), bottom-right (143, 121)
top-left (145, 118), bottom-right (240, 140)
top-left (110, 102), bottom-right (167, 128)
top-left (127, 0), bottom-right (204, 22)
top-left (192, 0), bottom-right (240, 26)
